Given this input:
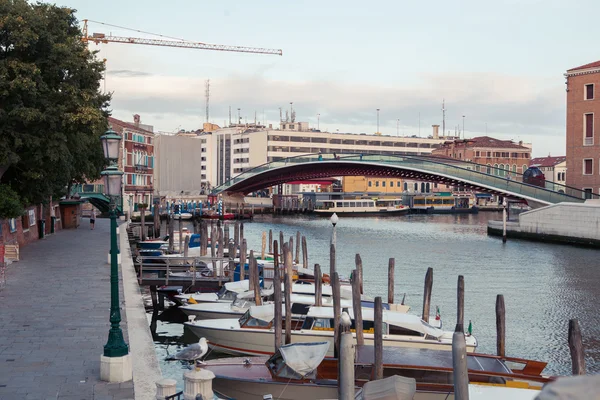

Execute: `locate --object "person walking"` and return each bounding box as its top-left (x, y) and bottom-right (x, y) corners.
top-left (90, 207), bottom-right (96, 230)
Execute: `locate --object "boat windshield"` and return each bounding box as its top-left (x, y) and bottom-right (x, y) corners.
top-left (232, 298), bottom-right (254, 308)
top-left (239, 309), bottom-right (272, 328)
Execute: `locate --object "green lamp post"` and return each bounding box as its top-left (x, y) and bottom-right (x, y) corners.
top-left (100, 129), bottom-right (128, 358)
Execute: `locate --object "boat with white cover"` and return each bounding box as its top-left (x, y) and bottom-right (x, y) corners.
top-left (184, 304), bottom-right (469, 357)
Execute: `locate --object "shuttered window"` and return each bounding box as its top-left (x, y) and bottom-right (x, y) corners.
top-left (586, 84), bottom-right (594, 100)
top-left (584, 159), bottom-right (593, 175)
top-left (585, 114), bottom-right (594, 138)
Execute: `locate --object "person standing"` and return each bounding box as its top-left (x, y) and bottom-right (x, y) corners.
top-left (90, 207), bottom-right (96, 230)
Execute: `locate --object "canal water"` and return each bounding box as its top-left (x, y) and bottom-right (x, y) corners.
top-left (147, 212), bottom-right (600, 388)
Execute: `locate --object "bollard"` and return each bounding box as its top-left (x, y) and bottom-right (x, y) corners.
top-left (387, 258), bottom-right (395, 304)
top-left (183, 365), bottom-right (215, 400)
top-left (496, 294), bottom-right (505, 357)
top-left (155, 378), bottom-right (177, 400)
top-left (452, 329), bottom-right (470, 400)
top-left (568, 319), bottom-right (586, 375)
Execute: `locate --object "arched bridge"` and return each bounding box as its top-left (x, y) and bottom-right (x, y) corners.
top-left (213, 154), bottom-right (593, 207)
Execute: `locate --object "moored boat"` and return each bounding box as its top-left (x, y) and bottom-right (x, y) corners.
top-left (185, 304), bottom-right (468, 357)
top-left (314, 198), bottom-right (409, 217)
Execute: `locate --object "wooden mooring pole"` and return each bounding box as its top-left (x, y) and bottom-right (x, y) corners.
top-left (261, 231), bottom-right (266, 260)
top-left (314, 264), bottom-right (322, 306)
top-left (268, 229), bottom-right (273, 254)
top-left (374, 296), bottom-right (383, 380)
top-left (355, 254), bottom-right (363, 295)
top-left (283, 243), bottom-right (293, 344)
top-left (168, 215), bottom-right (174, 253)
top-left (456, 275), bottom-right (464, 332)
top-left (568, 319), bottom-right (585, 375)
top-left (295, 231), bottom-right (300, 265)
top-left (351, 269), bottom-right (364, 346)
top-left (301, 236), bottom-right (308, 270)
top-left (338, 313), bottom-right (354, 400)
top-left (496, 294), bottom-right (505, 357)
top-left (422, 267), bottom-right (433, 322)
top-left (273, 241), bottom-right (282, 350)
top-left (452, 323), bottom-right (470, 400)
top-left (333, 271), bottom-right (341, 359)
top-left (387, 258), bottom-right (395, 304)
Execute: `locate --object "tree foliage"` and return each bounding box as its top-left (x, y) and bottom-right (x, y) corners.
top-left (0, 0), bottom-right (111, 217)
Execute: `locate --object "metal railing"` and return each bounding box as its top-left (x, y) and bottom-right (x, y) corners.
top-left (213, 153), bottom-right (596, 204)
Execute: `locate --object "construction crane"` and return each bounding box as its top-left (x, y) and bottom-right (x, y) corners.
top-left (81, 19), bottom-right (282, 56)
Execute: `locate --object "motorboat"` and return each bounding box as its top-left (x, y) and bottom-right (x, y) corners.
top-left (179, 293), bottom-right (354, 320)
top-left (173, 212), bottom-right (193, 220)
top-left (174, 280), bottom-right (255, 305)
top-left (184, 304), bottom-right (467, 357)
top-left (204, 342), bottom-right (551, 400)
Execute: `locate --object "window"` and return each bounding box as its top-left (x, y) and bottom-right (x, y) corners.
top-left (585, 114), bottom-right (594, 145)
top-left (382, 181), bottom-right (386, 187)
top-left (414, 183), bottom-right (418, 191)
top-left (390, 181), bottom-right (394, 187)
top-left (368, 181), bottom-right (372, 187)
top-left (397, 181), bottom-right (401, 187)
top-left (584, 159), bottom-right (593, 175)
top-left (522, 164), bottom-right (528, 173)
top-left (584, 188), bottom-right (593, 200)
top-left (586, 84), bottom-right (594, 100)
top-left (404, 182), bottom-right (408, 191)
top-left (375, 181), bottom-right (379, 187)
top-left (512, 164), bottom-right (517, 173)
top-left (21, 213), bottom-right (29, 231)
top-left (28, 209), bottom-right (36, 226)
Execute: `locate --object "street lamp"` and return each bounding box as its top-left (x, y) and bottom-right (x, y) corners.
top-left (99, 129), bottom-right (129, 364)
top-left (317, 113), bottom-right (320, 131)
top-left (376, 109), bottom-right (380, 134)
top-left (462, 115), bottom-right (466, 140)
top-left (330, 212), bottom-right (338, 275)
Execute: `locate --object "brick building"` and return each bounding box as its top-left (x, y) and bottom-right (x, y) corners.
top-left (565, 60), bottom-right (600, 198)
top-left (107, 115), bottom-right (155, 215)
top-left (1, 202), bottom-right (62, 247)
top-left (432, 136), bottom-right (532, 177)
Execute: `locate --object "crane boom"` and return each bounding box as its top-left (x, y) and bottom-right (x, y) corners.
top-left (81, 20), bottom-right (282, 56)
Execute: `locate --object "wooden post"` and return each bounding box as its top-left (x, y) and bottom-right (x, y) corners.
top-left (289, 236), bottom-right (293, 259)
top-left (330, 243), bottom-right (336, 277)
top-left (224, 224), bottom-right (229, 245)
top-left (351, 269), bottom-right (364, 346)
top-left (273, 241), bottom-right (282, 350)
top-left (301, 236), bottom-right (308, 270)
top-left (339, 317), bottom-right (355, 400)
top-left (452, 326), bottom-right (470, 400)
top-left (168, 215), bottom-right (174, 253)
top-left (314, 264), bottom-right (322, 307)
top-left (228, 242), bottom-right (235, 282)
top-left (268, 229), bottom-right (273, 254)
top-left (140, 206), bottom-right (146, 241)
top-left (279, 231), bottom-right (284, 263)
top-left (355, 254), bottom-right (363, 295)
top-left (568, 319), bottom-right (586, 375)
top-left (502, 199), bottom-right (507, 243)
top-left (183, 235), bottom-right (190, 258)
top-left (239, 222), bottom-right (244, 244)
top-left (250, 252), bottom-right (261, 305)
top-left (150, 285), bottom-right (158, 312)
top-left (234, 222), bottom-right (240, 252)
top-left (456, 275), bottom-right (465, 332)
top-left (153, 202), bottom-right (160, 238)
top-left (240, 239), bottom-right (247, 281)
top-left (217, 227), bottom-right (224, 279)
top-left (422, 267), bottom-right (433, 322)
top-left (333, 271), bottom-right (341, 358)
top-left (283, 243), bottom-right (293, 345)
top-left (374, 296), bottom-right (383, 380)
top-left (496, 294), bottom-right (505, 357)
top-left (200, 220), bottom-right (208, 256)
top-left (249, 250), bottom-right (255, 291)
top-left (210, 227), bottom-right (216, 260)
top-left (295, 231), bottom-right (300, 264)
top-left (261, 231), bottom-right (266, 260)
top-left (387, 258), bottom-right (395, 305)
top-left (178, 214), bottom-right (183, 253)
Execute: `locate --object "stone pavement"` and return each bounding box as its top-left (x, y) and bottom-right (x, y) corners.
top-left (0, 218), bottom-right (135, 400)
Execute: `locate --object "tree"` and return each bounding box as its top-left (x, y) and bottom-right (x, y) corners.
top-left (0, 0), bottom-right (111, 218)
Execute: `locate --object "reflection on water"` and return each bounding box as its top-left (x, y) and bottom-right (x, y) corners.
top-left (148, 212), bottom-right (600, 386)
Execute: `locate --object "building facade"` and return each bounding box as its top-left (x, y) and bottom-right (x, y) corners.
top-left (530, 156), bottom-right (567, 184)
top-left (565, 60), bottom-right (600, 198)
top-left (107, 116), bottom-right (155, 214)
top-left (431, 136), bottom-right (532, 177)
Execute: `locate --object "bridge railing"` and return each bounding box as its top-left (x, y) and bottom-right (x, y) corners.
top-left (214, 153), bottom-right (594, 204)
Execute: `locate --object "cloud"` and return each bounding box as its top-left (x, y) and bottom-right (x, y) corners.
top-left (108, 70), bottom-right (152, 77)
top-left (106, 71), bottom-right (567, 155)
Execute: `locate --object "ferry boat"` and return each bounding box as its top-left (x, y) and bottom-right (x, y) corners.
top-left (410, 194), bottom-right (478, 214)
top-left (314, 198), bottom-right (409, 216)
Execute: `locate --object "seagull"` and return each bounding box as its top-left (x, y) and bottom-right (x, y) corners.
top-left (341, 311), bottom-right (352, 331)
top-left (167, 337), bottom-right (209, 364)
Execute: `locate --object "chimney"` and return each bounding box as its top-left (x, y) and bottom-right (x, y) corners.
top-left (432, 124), bottom-right (440, 139)
top-left (518, 140), bottom-right (523, 146)
top-left (133, 114), bottom-right (141, 126)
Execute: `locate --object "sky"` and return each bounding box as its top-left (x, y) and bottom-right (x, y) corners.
top-left (48, 0), bottom-right (600, 157)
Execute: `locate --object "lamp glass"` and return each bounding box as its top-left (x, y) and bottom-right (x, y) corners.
top-left (100, 130), bottom-right (122, 160)
top-left (102, 171), bottom-right (123, 197)
top-left (330, 212), bottom-right (339, 225)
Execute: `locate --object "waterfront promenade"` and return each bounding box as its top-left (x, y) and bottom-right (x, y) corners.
top-left (0, 218), bottom-right (159, 399)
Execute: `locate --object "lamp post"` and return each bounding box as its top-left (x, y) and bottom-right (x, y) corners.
top-left (330, 212), bottom-right (339, 248)
top-left (317, 113), bottom-right (320, 131)
top-left (100, 128), bottom-right (130, 379)
top-left (462, 115), bottom-right (466, 140)
top-left (376, 109), bottom-right (380, 134)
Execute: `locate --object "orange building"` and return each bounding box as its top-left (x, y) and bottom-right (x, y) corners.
top-left (565, 60), bottom-right (600, 198)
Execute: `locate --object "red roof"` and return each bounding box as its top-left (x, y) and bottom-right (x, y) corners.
top-left (530, 156), bottom-right (566, 167)
top-left (108, 116), bottom-right (154, 135)
top-left (440, 136), bottom-right (529, 150)
top-left (567, 60), bottom-right (600, 72)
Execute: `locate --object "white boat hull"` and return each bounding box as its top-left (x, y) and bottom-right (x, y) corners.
top-left (185, 320), bottom-right (476, 357)
top-left (213, 377), bottom-right (339, 400)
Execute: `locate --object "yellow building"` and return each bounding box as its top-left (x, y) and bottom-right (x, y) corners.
top-left (342, 176), bottom-right (405, 194)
